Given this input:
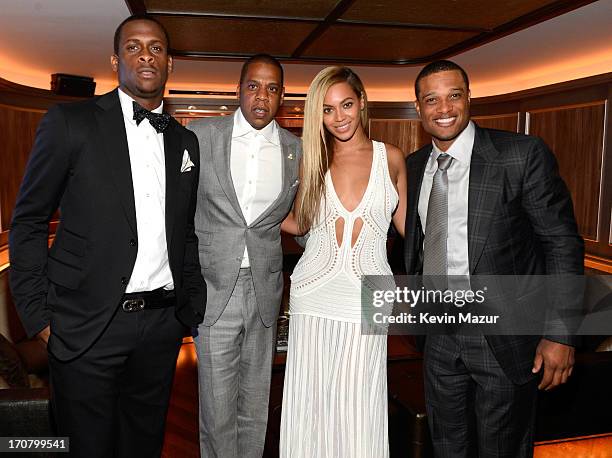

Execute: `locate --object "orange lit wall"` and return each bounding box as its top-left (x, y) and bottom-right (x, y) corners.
top-left (2, 49), bottom-right (612, 101)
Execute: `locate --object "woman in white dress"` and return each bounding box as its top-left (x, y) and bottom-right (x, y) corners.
top-left (279, 66), bottom-right (407, 458)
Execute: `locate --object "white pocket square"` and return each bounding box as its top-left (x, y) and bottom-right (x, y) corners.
top-left (181, 149), bottom-right (195, 173)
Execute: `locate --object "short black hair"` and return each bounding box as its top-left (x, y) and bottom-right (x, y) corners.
top-left (239, 54), bottom-right (284, 87)
top-left (114, 14), bottom-right (170, 54)
top-left (414, 60), bottom-right (470, 99)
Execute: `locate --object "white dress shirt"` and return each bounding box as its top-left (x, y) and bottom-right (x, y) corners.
top-left (418, 121), bottom-right (475, 276)
top-left (118, 88), bottom-right (173, 292)
top-left (230, 108), bottom-right (282, 267)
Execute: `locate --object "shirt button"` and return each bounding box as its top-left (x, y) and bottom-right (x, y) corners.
top-left (251, 155), bottom-right (255, 159)
top-left (121, 277), bottom-right (128, 285)
top-left (146, 193), bottom-right (150, 198)
top-left (129, 239), bottom-right (136, 247)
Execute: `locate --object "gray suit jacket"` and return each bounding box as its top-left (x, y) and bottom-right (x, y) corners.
top-left (188, 115), bottom-right (302, 327)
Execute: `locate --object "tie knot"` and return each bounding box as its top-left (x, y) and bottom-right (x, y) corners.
top-left (437, 153), bottom-right (453, 172)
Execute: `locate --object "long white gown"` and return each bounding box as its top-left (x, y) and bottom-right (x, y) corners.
top-left (280, 141), bottom-right (398, 458)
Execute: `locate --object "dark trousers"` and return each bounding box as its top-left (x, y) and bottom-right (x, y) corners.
top-left (49, 305), bottom-right (185, 458)
top-left (424, 334), bottom-right (538, 458)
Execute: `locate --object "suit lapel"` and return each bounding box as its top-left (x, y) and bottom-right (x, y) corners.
top-left (406, 148), bottom-right (429, 273)
top-left (211, 118), bottom-right (246, 223)
top-left (250, 129), bottom-right (296, 227)
top-left (468, 126), bottom-right (504, 272)
top-left (164, 121), bottom-right (182, 246)
top-left (409, 148), bottom-right (429, 230)
top-left (95, 90), bottom-right (137, 236)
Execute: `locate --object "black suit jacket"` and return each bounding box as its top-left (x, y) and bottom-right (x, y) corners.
top-left (9, 90), bottom-right (206, 361)
top-left (404, 125), bottom-right (584, 384)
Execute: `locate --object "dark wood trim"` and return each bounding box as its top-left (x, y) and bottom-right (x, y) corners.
top-left (0, 77), bottom-right (87, 111)
top-left (163, 98), bottom-right (306, 120)
top-left (149, 11), bottom-right (322, 23)
top-left (368, 101), bottom-right (419, 120)
top-left (168, 89), bottom-right (307, 98)
top-left (471, 101), bottom-right (522, 118)
top-left (585, 254), bottom-right (612, 273)
top-left (163, 98), bottom-right (307, 108)
top-left (125, 0), bottom-right (147, 15)
top-left (1, 71), bottom-right (610, 263)
top-left (171, 52), bottom-right (429, 65)
top-left (411, 0), bottom-right (598, 63)
top-left (168, 90), bottom-right (237, 97)
top-left (125, 0), bottom-right (598, 66)
top-left (164, 73), bottom-right (612, 121)
top-left (518, 111), bottom-right (527, 134)
top-left (335, 19), bottom-right (486, 33)
top-left (151, 12), bottom-right (319, 25)
top-left (472, 73), bottom-right (612, 105)
top-left (172, 51), bottom-right (292, 60)
top-left (290, 0), bottom-right (357, 58)
top-left (163, 97), bottom-right (239, 111)
top-left (601, 91), bottom-right (612, 252)
top-left (145, 10), bottom-right (487, 33)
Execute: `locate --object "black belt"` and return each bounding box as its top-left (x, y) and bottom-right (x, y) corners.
top-left (120, 288), bottom-right (175, 313)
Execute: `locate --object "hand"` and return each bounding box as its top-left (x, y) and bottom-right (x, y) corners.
top-left (36, 325), bottom-right (51, 346)
top-left (532, 338), bottom-right (575, 390)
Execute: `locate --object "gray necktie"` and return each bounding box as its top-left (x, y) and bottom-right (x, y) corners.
top-left (423, 153), bottom-right (453, 276)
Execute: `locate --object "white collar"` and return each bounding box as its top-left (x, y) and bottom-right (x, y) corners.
top-left (431, 120), bottom-right (475, 165)
top-left (232, 108), bottom-right (279, 146)
top-left (118, 87), bottom-right (164, 126)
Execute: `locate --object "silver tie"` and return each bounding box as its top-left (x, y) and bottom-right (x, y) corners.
top-left (423, 153), bottom-right (453, 276)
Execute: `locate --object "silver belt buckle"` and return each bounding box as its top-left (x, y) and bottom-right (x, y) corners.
top-left (122, 298), bottom-right (145, 312)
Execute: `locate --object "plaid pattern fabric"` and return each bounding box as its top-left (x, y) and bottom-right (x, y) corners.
top-left (424, 335), bottom-right (538, 458)
top-left (404, 125), bottom-right (583, 457)
top-left (404, 125), bottom-right (583, 383)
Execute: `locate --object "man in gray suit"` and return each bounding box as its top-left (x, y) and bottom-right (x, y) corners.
top-left (188, 54), bottom-right (301, 458)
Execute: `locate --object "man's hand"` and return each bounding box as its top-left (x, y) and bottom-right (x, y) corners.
top-left (532, 338), bottom-right (575, 390)
top-left (37, 325), bottom-right (51, 346)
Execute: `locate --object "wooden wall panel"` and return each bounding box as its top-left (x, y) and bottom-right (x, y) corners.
top-left (605, 93), bottom-right (612, 254)
top-left (1, 74), bottom-right (610, 267)
top-left (369, 119), bottom-right (431, 157)
top-left (527, 103), bottom-right (605, 241)
top-left (0, 106), bottom-right (44, 231)
top-left (472, 113), bottom-right (519, 132)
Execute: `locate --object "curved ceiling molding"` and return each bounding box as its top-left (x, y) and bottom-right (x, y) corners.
top-left (0, 0), bottom-right (610, 100)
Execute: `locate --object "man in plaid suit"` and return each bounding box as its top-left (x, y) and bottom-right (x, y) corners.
top-left (404, 60), bottom-right (583, 457)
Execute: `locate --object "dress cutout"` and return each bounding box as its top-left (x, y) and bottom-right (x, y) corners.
top-left (280, 141), bottom-right (398, 458)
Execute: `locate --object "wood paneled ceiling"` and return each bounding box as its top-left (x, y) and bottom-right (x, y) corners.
top-left (127, 0), bottom-right (596, 65)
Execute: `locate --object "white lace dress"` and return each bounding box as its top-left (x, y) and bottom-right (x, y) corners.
top-left (280, 141), bottom-right (398, 458)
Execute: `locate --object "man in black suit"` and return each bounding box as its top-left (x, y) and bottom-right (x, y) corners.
top-left (9, 15), bottom-right (205, 457)
top-left (404, 60), bottom-right (583, 457)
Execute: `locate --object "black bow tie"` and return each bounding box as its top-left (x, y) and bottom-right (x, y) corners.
top-left (132, 101), bottom-right (171, 133)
